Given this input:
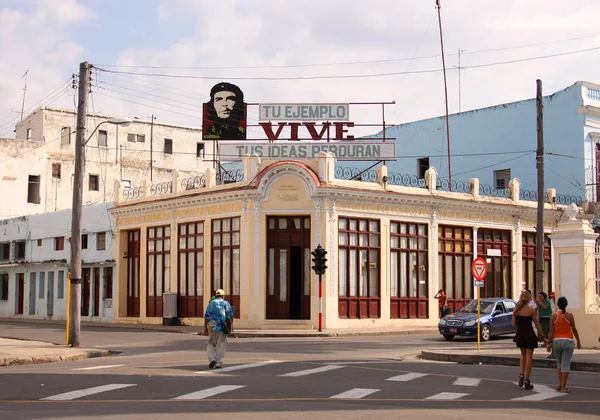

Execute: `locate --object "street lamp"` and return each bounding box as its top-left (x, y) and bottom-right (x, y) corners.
top-left (67, 114), bottom-right (132, 347)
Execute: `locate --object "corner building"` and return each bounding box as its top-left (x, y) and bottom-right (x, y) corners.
top-left (110, 153), bottom-right (564, 329)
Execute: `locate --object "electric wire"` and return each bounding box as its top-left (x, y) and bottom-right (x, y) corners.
top-left (92, 45), bottom-right (600, 81)
top-left (94, 33), bottom-right (600, 70)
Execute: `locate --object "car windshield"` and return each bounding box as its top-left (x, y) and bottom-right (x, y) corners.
top-left (458, 300), bottom-right (495, 314)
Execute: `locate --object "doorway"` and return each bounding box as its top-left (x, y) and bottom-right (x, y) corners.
top-left (127, 230), bottom-right (141, 317)
top-left (16, 273), bottom-right (24, 314)
top-left (28, 273), bottom-right (36, 315)
top-left (266, 216), bottom-right (311, 320)
top-left (81, 268), bottom-right (90, 317)
top-left (47, 271), bottom-right (54, 317)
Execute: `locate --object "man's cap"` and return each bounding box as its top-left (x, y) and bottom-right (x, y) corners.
top-left (215, 289), bottom-right (225, 296)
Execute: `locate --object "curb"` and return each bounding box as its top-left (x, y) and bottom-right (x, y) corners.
top-left (225, 329), bottom-right (436, 338)
top-left (420, 351), bottom-right (600, 373)
top-left (0, 349), bottom-right (111, 367)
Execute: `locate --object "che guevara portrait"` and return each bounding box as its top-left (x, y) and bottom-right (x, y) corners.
top-left (202, 82), bottom-right (247, 140)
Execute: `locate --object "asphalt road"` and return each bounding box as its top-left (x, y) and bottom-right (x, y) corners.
top-left (1, 323), bottom-right (599, 420)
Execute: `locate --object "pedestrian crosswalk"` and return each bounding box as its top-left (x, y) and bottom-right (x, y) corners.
top-left (30, 360), bottom-right (569, 403)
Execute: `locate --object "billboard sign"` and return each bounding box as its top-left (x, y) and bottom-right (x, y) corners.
top-left (259, 103), bottom-right (349, 121)
top-left (220, 142), bottom-right (395, 161)
top-left (202, 82), bottom-right (247, 140)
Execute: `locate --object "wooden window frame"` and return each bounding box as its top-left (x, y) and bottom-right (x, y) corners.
top-left (477, 227), bottom-right (512, 298)
top-left (390, 221), bottom-right (429, 319)
top-left (438, 225), bottom-right (474, 312)
top-left (521, 232), bottom-right (552, 294)
top-left (211, 217), bottom-right (241, 318)
top-left (338, 217), bottom-right (381, 319)
top-left (177, 221), bottom-right (205, 318)
top-left (55, 237), bottom-right (64, 251)
top-left (97, 232), bottom-right (106, 250)
top-left (146, 225), bottom-right (171, 317)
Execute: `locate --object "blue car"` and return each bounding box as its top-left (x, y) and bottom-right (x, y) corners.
top-left (438, 297), bottom-right (518, 341)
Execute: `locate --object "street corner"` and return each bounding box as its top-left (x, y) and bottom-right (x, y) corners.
top-left (0, 337), bottom-right (111, 367)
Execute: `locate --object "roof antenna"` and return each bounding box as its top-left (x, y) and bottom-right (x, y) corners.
top-left (20, 70), bottom-right (29, 122)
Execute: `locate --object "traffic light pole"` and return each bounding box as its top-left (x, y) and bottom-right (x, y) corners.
top-left (311, 244), bottom-right (328, 333)
top-left (318, 273), bottom-right (323, 332)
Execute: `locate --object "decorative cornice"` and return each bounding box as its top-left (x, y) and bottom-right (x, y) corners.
top-left (336, 200), bottom-right (430, 217)
top-left (117, 211), bottom-right (172, 227)
top-left (176, 202), bottom-right (242, 220)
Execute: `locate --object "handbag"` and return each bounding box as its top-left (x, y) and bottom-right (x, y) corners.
top-left (222, 321), bottom-right (231, 335)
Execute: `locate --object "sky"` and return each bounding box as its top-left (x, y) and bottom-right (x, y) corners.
top-left (0, 0), bottom-right (599, 140)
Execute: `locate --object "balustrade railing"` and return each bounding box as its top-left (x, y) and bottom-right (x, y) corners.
top-left (181, 175), bottom-right (206, 191)
top-left (216, 168), bottom-right (244, 184)
top-left (121, 186), bottom-right (143, 201)
top-left (150, 181), bottom-right (172, 196)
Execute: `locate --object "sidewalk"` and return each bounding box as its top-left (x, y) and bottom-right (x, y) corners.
top-left (0, 337), bottom-right (110, 366)
top-left (421, 344), bottom-right (600, 373)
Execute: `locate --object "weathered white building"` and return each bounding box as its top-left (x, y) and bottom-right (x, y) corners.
top-left (0, 106), bottom-right (213, 218)
top-left (0, 203), bottom-right (116, 321)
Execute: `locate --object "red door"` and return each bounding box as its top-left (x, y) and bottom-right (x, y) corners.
top-left (93, 268), bottom-right (100, 317)
top-left (16, 273), bottom-right (24, 314)
top-left (127, 230), bottom-right (141, 317)
top-left (266, 216), bottom-right (311, 320)
top-left (81, 268), bottom-right (91, 316)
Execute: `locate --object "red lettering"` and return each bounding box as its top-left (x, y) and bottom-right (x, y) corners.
top-left (334, 122), bottom-right (354, 140)
top-left (259, 122), bottom-right (286, 140)
top-left (288, 123), bottom-right (301, 141)
top-left (304, 122), bottom-right (330, 140)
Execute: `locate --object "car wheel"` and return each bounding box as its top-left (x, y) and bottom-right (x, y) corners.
top-left (481, 324), bottom-right (491, 341)
top-left (443, 334), bottom-right (455, 341)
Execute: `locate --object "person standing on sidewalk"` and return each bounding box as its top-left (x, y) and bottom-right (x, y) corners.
top-left (537, 292), bottom-right (552, 340)
top-left (202, 289), bottom-right (234, 369)
top-left (434, 289), bottom-right (449, 318)
top-left (546, 296), bottom-right (582, 393)
top-left (512, 290), bottom-right (547, 390)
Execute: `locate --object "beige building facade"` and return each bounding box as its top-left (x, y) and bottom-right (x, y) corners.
top-left (0, 106), bottom-right (214, 218)
top-left (109, 153), bottom-right (600, 345)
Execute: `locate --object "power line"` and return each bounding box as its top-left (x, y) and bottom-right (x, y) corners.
top-left (93, 33), bottom-right (600, 70)
top-left (93, 45), bottom-right (600, 81)
top-left (437, 151), bottom-right (534, 179)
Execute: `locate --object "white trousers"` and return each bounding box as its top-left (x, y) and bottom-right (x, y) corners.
top-left (207, 331), bottom-right (228, 365)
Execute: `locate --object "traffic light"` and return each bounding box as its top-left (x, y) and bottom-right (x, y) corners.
top-left (311, 244), bottom-right (328, 276)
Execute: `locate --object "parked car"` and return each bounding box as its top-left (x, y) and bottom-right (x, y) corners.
top-left (438, 297), bottom-right (517, 341)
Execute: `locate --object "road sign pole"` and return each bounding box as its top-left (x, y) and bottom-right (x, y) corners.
top-left (477, 287), bottom-right (481, 351)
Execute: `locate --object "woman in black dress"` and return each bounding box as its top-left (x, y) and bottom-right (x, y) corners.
top-left (512, 290), bottom-right (547, 389)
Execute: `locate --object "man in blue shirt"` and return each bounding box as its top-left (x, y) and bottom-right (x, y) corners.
top-left (203, 289), bottom-right (234, 369)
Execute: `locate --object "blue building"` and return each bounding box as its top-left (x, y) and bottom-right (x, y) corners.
top-left (360, 81), bottom-right (600, 205)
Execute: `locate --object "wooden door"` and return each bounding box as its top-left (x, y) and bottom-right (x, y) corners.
top-left (81, 268), bottom-right (90, 316)
top-left (16, 273), bottom-right (24, 314)
top-left (266, 216), bottom-right (311, 320)
top-left (127, 230), bottom-right (141, 317)
top-left (47, 272), bottom-right (54, 317)
top-left (93, 268), bottom-right (100, 317)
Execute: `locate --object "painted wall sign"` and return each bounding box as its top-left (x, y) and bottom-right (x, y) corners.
top-left (220, 142), bottom-right (396, 161)
top-left (260, 104), bottom-right (349, 121)
top-left (202, 82), bottom-right (247, 140)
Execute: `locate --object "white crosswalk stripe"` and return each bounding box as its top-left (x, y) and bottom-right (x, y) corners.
top-left (195, 360), bottom-right (283, 374)
top-left (41, 384), bottom-right (137, 401)
top-left (386, 373), bottom-right (428, 382)
top-left (511, 384), bottom-right (567, 401)
top-left (426, 392), bottom-right (470, 400)
top-left (453, 377), bottom-right (481, 387)
top-left (280, 365), bottom-right (344, 377)
top-left (72, 365), bottom-right (125, 371)
top-left (174, 385), bottom-right (246, 400)
top-left (330, 388), bottom-right (380, 399)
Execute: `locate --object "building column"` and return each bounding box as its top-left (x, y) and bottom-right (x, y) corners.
top-left (549, 206), bottom-right (599, 347)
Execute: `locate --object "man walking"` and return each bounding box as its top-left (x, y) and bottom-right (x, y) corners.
top-left (203, 289), bottom-right (234, 369)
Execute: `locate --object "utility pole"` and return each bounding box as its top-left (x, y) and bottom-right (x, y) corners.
top-left (69, 61), bottom-right (90, 347)
top-left (536, 79), bottom-right (545, 293)
top-left (435, 0), bottom-right (452, 190)
top-left (20, 70), bottom-right (28, 122)
top-left (150, 114), bottom-right (155, 183)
